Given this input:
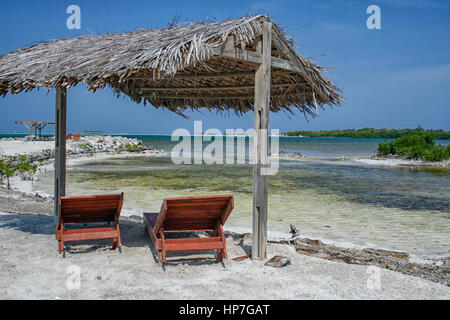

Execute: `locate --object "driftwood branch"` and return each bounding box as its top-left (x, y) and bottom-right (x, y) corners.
top-left (225, 229), bottom-right (449, 285)
top-left (269, 236), bottom-right (449, 285)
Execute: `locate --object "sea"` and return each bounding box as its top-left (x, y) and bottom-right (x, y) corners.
top-left (3, 133), bottom-right (449, 259)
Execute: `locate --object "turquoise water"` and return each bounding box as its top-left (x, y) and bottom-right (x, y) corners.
top-left (30, 135), bottom-right (450, 257)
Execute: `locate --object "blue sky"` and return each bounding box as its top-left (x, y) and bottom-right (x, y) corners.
top-left (0, 0), bottom-right (449, 134)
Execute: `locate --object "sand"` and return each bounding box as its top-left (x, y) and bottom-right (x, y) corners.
top-left (0, 139), bottom-right (54, 156)
top-left (0, 211), bottom-right (449, 300)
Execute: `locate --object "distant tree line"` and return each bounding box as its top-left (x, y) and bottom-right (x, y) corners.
top-left (283, 127), bottom-right (450, 140)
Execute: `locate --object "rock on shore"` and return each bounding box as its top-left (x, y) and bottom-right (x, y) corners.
top-left (0, 135), bottom-right (162, 157)
top-left (0, 135), bottom-right (165, 193)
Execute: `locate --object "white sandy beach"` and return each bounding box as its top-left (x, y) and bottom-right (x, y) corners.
top-left (0, 137), bottom-right (449, 299)
top-left (0, 211), bottom-right (449, 300)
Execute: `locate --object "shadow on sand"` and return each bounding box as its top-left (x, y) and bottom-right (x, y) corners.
top-left (0, 213), bottom-right (230, 267)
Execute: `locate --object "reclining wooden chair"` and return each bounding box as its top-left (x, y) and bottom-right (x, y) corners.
top-left (143, 195), bottom-right (234, 264)
top-left (55, 193), bottom-right (124, 255)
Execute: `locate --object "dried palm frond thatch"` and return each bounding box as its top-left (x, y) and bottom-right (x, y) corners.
top-left (0, 14), bottom-right (343, 117)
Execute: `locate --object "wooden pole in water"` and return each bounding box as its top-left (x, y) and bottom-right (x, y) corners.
top-left (252, 21), bottom-right (272, 260)
top-left (54, 87), bottom-right (67, 217)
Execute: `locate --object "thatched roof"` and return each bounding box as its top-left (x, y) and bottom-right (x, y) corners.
top-left (0, 15), bottom-right (343, 117)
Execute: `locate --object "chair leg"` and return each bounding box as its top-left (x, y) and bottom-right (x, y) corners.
top-left (112, 237), bottom-right (118, 250)
top-left (217, 250), bottom-right (224, 262)
top-left (157, 250), bottom-right (162, 263)
top-left (112, 224), bottom-right (121, 251)
top-left (218, 224), bottom-right (227, 261)
top-left (58, 239), bottom-right (64, 254)
top-left (160, 231), bottom-right (167, 263)
top-left (117, 225), bottom-right (122, 249)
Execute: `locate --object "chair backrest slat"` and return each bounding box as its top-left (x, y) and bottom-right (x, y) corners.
top-left (60, 194), bottom-right (123, 224)
top-left (155, 195), bottom-right (233, 232)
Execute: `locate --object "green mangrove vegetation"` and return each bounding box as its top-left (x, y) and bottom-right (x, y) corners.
top-left (0, 160), bottom-right (14, 189)
top-left (377, 129), bottom-right (450, 162)
top-left (121, 143), bottom-right (145, 152)
top-left (78, 142), bottom-right (95, 153)
top-left (284, 127), bottom-right (450, 140)
top-left (0, 156), bottom-right (39, 189)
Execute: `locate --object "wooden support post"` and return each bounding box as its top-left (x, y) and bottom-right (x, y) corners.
top-left (54, 87), bottom-right (67, 217)
top-left (252, 21), bottom-right (272, 260)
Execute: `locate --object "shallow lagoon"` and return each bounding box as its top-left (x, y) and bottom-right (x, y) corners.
top-left (35, 136), bottom-right (450, 258)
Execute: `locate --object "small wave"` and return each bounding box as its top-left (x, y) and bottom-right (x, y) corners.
top-left (354, 157), bottom-right (450, 167)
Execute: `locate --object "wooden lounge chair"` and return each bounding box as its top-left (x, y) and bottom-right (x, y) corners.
top-left (143, 195), bottom-right (234, 264)
top-left (55, 193), bottom-right (124, 255)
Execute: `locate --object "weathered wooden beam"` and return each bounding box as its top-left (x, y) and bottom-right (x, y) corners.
top-left (130, 71), bottom-right (256, 80)
top-left (213, 36), bottom-right (330, 109)
top-left (129, 69), bottom-right (292, 81)
top-left (271, 56), bottom-right (302, 73)
top-left (214, 36), bottom-right (302, 74)
top-left (252, 21), bottom-right (272, 260)
top-left (146, 92), bottom-right (312, 100)
top-left (140, 83), bottom-right (299, 92)
top-left (221, 47), bottom-right (262, 65)
top-left (54, 87), bottom-right (67, 217)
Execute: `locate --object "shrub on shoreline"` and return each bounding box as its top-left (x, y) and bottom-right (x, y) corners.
top-left (122, 143), bottom-right (144, 152)
top-left (377, 129), bottom-right (450, 162)
top-left (0, 160), bottom-right (15, 189)
top-left (78, 142), bottom-right (94, 153)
